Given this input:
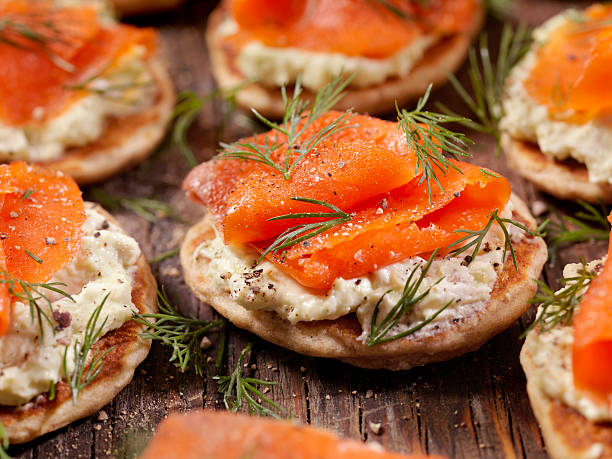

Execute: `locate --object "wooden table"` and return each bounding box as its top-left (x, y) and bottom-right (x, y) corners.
top-left (11, 1), bottom-right (604, 457)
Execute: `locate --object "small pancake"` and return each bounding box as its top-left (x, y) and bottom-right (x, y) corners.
top-left (0, 203), bottom-right (157, 444)
top-left (181, 194), bottom-right (547, 370)
top-left (521, 338), bottom-right (612, 459)
top-left (112, 0), bottom-right (184, 16)
top-left (205, 5), bottom-right (484, 118)
top-left (37, 57), bottom-right (175, 185)
top-left (502, 133), bottom-right (612, 204)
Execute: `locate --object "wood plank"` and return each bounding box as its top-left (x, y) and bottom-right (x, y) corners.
top-left (10, 1), bottom-right (609, 457)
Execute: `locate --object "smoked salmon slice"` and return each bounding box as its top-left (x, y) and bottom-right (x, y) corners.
top-left (523, 4), bottom-right (612, 124)
top-left (225, 0), bottom-right (479, 58)
top-left (572, 211), bottom-right (612, 396)
top-left (185, 112), bottom-right (511, 290)
top-left (258, 163), bottom-right (510, 290)
top-left (185, 112), bottom-right (419, 244)
top-left (140, 410), bottom-right (445, 459)
top-left (0, 162), bottom-right (85, 336)
top-left (0, 0), bottom-right (157, 126)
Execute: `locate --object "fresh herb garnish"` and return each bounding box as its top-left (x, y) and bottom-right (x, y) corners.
top-left (542, 201), bottom-right (610, 266)
top-left (148, 247), bottom-right (180, 264)
top-left (397, 84), bottom-right (473, 203)
top-left (48, 379), bottom-right (56, 401)
top-left (523, 259), bottom-right (595, 336)
top-left (368, 250), bottom-right (452, 346)
top-left (19, 188), bottom-right (35, 201)
top-left (172, 82), bottom-right (251, 168)
top-left (484, 0), bottom-right (513, 19)
top-left (214, 342), bottom-right (284, 419)
top-left (67, 72), bottom-right (152, 103)
top-left (90, 188), bottom-right (182, 223)
top-left (0, 17), bottom-right (75, 72)
top-left (132, 288), bottom-right (224, 376)
top-left (0, 420), bottom-right (11, 459)
top-left (24, 249), bottom-right (43, 264)
top-left (257, 197), bottom-right (353, 264)
top-left (218, 73), bottom-right (355, 180)
top-left (0, 268), bottom-right (74, 341)
top-left (63, 293), bottom-right (116, 405)
top-left (368, 0), bottom-right (409, 19)
top-left (448, 209), bottom-right (538, 270)
top-left (437, 23), bottom-right (531, 156)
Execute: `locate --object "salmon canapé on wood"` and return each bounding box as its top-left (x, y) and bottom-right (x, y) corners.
top-left (184, 111), bottom-right (511, 290)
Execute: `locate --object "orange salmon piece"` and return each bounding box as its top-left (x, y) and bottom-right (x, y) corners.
top-left (140, 410), bottom-right (445, 459)
top-left (0, 162), bottom-right (85, 285)
top-left (257, 162), bottom-right (511, 290)
top-left (0, 0), bottom-right (156, 126)
top-left (572, 211), bottom-right (612, 396)
top-left (524, 4), bottom-right (612, 124)
top-left (225, 0), bottom-right (479, 58)
top-left (185, 112), bottom-right (418, 245)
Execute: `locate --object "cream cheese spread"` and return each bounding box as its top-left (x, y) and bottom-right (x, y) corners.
top-left (220, 19), bottom-right (436, 91)
top-left (0, 206), bottom-right (141, 406)
top-left (500, 11), bottom-right (612, 185)
top-left (525, 258), bottom-right (612, 422)
top-left (0, 44), bottom-right (156, 162)
top-left (196, 203), bottom-right (525, 339)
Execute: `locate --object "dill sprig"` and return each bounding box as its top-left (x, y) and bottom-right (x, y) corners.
top-left (368, 250), bottom-right (452, 346)
top-left (67, 72), bottom-right (152, 103)
top-left (257, 197), bottom-right (352, 264)
top-left (132, 288), bottom-right (224, 376)
top-left (523, 259), bottom-right (595, 336)
top-left (90, 188), bottom-right (182, 223)
top-left (368, 0), bottom-right (409, 19)
top-left (448, 209), bottom-right (538, 270)
top-left (172, 82), bottom-right (250, 168)
top-left (436, 23), bottom-right (531, 156)
top-left (484, 0), bottom-right (513, 19)
top-left (214, 342), bottom-right (284, 419)
top-left (63, 293), bottom-right (115, 405)
top-left (0, 17), bottom-right (75, 72)
top-left (0, 421), bottom-right (11, 459)
top-left (0, 268), bottom-right (74, 341)
top-left (148, 247), bottom-right (180, 264)
top-left (218, 73), bottom-right (355, 181)
top-left (543, 201), bottom-right (610, 266)
top-left (397, 84), bottom-right (473, 203)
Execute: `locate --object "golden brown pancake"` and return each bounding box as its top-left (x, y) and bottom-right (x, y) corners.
top-left (181, 194), bottom-right (547, 370)
top-left (503, 133), bottom-right (612, 204)
top-left (40, 58), bottom-right (175, 185)
top-left (205, 5), bottom-right (485, 118)
top-left (521, 339), bottom-right (612, 459)
top-left (0, 203), bottom-right (157, 444)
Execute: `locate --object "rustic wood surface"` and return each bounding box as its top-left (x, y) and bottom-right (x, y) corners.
top-left (10, 1), bottom-right (605, 457)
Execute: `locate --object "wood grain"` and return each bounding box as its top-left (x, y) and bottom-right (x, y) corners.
top-left (10, 1), bottom-right (607, 457)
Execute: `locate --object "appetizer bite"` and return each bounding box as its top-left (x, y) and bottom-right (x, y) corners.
top-left (0, 0), bottom-right (175, 184)
top-left (141, 410), bottom-right (444, 459)
top-left (501, 4), bottom-right (612, 202)
top-left (181, 82), bottom-right (547, 370)
top-left (207, 0), bottom-right (484, 117)
top-left (521, 212), bottom-right (612, 459)
top-left (0, 162), bottom-right (156, 443)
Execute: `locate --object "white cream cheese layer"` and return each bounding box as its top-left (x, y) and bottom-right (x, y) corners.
top-left (500, 11), bottom-right (612, 185)
top-left (0, 206), bottom-right (141, 406)
top-left (196, 203), bottom-right (524, 337)
top-left (220, 19), bottom-right (436, 91)
top-left (525, 258), bottom-right (612, 422)
top-left (0, 45), bottom-right (155, 162)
